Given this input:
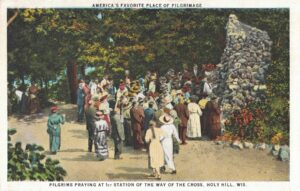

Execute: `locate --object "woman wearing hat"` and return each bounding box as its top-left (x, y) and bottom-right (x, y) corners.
top-left (94, 110), bottom-right (110, 161)
top-left (160, 114), bottom-right (181, 174)
top-left (145, 120), bottom-right (165, 180)
top-left (47, 106), bottom-right (65, 154)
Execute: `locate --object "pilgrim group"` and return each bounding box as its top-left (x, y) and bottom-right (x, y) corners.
top-left (47, 64), bottom-right (222, 179)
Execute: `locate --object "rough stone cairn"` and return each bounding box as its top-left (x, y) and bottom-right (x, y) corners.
top-left (212, 14), bottom-right (273, 118)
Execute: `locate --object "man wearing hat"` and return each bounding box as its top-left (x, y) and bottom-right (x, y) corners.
top-left (47, 106), bottom-right (65, 154)
top-left (85, 97), bottom-right (97, 152)
top-left (159, 113), bottom-right (181, 174)
top-left (144, 102), bottom-right (155, 132)
top-left (116, 81), bottom-right (128, 109)
top-left (174, 97), bottom-right (189, 145)
top-left (122, 98), bottom-right (133, 146)
top-left (110, 107), bottom-right (125, 159)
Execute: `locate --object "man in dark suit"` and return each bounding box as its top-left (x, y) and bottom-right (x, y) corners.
top-left (111, 107), bottom-right (125, 159)
top-left (174, 98), bottom-right (189, 145)
top-left (85, 98), bottom-right (97, 152)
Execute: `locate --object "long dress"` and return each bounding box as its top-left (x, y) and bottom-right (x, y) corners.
top-left (130, 106), bottom-right (145, 149)
top-left (160, 124), bottom-right (180, 171)
top-left (145, 127), bottom-right (165, 169)
top-left (187, 102), bottom-right (202, 138)
top-left (205, 101), bottom-right (221, 139)
top-left (47, 113), bottom-right (65, 153)
top-left (94, 119), bottom-right (110, 160)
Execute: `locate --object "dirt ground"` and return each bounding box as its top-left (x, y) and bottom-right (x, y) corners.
top-left (8, 104), bottom-right (289, 181)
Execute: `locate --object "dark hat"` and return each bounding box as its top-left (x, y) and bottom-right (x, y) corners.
top-left (94, 110), bottom-right (104, 120)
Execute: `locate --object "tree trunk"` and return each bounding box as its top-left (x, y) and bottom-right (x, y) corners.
top-left (80, 65), bottom-right (85, 79)
top-left (66, 61), bottom-right (78, 104)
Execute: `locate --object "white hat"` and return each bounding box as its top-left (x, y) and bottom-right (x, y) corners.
top-left (159, 114), bottom-right (174, 125)
top-left (164, 95), bottom-right (173, 104)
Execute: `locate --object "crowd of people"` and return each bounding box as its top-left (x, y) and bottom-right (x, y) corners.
top-left (47, 64), bottom-right (222, 179)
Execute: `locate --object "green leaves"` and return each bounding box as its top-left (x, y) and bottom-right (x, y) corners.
top-left (7, 129), bottom-right (67, 181)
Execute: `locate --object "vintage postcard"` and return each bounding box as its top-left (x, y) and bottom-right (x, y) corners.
top-left (1, 0), bottom-right (299, 191)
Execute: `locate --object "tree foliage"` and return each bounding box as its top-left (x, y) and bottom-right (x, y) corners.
top-left (8, 9), bottom-right (289, 138)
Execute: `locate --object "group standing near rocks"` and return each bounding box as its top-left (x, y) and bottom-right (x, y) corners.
top-left (43, 14), bottom-right (289, 179)
top-left (47, 63), bottom-right (223, 179)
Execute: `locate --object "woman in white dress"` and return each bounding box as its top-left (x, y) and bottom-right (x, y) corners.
top-left (160, 114), bottom-right (181, 174)
top-left (187, 96), bottom-right (202, 138)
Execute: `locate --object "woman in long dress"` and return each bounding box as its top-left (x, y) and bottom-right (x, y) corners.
top-left (94, 110), bottom-right (110, 161)
top-left (187, 96), bottom-right (202, 138)
top-left (47, 106), bottom-right (65, 154)
top-left (160, 114), bottom-right (181, 174)
top-left (205, 97), bottom-right (221, 139)
top-left (145, 120), bottom-right (165, 179)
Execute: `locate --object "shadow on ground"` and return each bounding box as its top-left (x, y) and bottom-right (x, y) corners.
top-left (106, 173), bottom-right (148, 180)
top-left (61, 152), bottom-right (100, 161)
top-left (68, 129), bottom-right (88, 139)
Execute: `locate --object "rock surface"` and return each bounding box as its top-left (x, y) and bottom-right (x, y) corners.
top-left (211, 14), bottom-right (272, 118)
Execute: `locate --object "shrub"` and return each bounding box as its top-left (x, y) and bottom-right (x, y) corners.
top-left (224, 98), bottom-right (289, 145)
top-left (8, 129), bottom-right (67, 181)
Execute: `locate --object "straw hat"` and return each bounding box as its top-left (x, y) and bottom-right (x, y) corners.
top-left (99, 92), bottom-right (109, 102)
top-left (130, 85), bottom-right (141, 93)
top-left (176, 90), bottom-right (183, 95)
top-left (159, 114), bottom-right (174, 125)
top-left (164, 95), bottom-right (173, 104)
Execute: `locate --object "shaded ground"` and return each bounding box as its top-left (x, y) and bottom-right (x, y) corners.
top-left (8, 104), bottom-right (289, 181)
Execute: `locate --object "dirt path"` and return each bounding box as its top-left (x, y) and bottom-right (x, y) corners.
top-left (8, 104), bottom-right (289, 181)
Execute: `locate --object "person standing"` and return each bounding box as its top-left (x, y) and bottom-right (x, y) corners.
top-left (148, 74), bottom-right (157, 94)
top-left (122, 99), bottom-right (133, 146)
top-left (27, 82), bottom-right (41, 114)
top-left (85, 98), bottom-right (97, 152)
top-left (205, 97), bottom-right (221, 139)
top-left (110, 107), bottom-right (125, 159)
top-left (47, 106), bottom-right (65, 154)
top-left (200, 76), bottom-right (213, 97)
top-left (174, 98), bottom-right (189, 145)
top-left (77, 81), bottom-right (85, 122)
top-left (89, 79), bottom-right (98, 96)
top-left (99, 93), bottom-right (111, 127)
top-left (83, 81), bottom-right (92, 113)
top-left (145, 120), bottom-right (165, 180)
top-left (130, 101), bottom-right (145, 150)
top-left (198, 94), bottom-right (209, 137)
top-left (187, 95), bottom-right (202, 139)
top-left (160, 114), bottom-right (181, 174)
top-left (94, 110), bottom-right (110, 161)
top-left (144, 102), bottom-right (155, 132)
